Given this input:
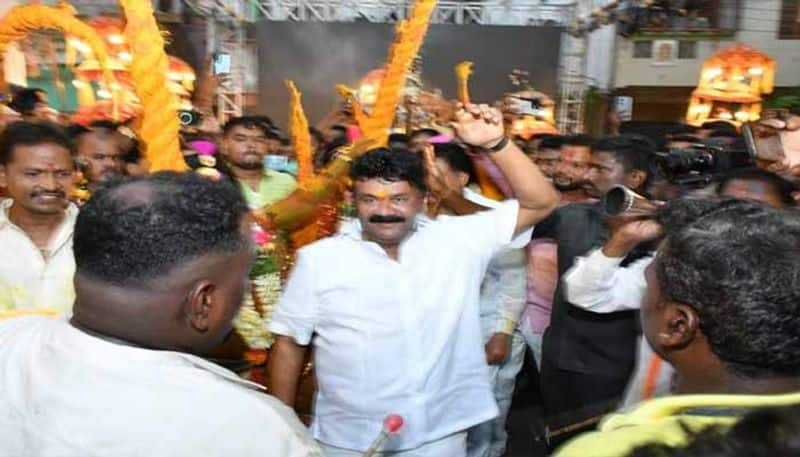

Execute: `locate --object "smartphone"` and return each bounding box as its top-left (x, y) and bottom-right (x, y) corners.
top-left (213, 53), bottom-right (231, 75)
top-left (743, 122), bottom-right (785, 164)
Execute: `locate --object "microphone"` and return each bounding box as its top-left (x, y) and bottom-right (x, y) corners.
top-left (363, 414), bottom-right (405, 457)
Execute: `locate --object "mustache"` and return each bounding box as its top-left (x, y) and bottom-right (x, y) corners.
top-left (369, 214), bottom-right (406, 224)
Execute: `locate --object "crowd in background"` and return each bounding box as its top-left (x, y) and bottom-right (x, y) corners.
top-left (0, 82), bottom-right (799, 457)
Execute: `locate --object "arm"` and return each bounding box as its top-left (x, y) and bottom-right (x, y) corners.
top-left (485, 249), bottom-right (527, 365)
top-left (268, 335), bottom-right (307, 407)
top-left (563, 248), bottom-right (652, 312)
top-left (451, 103), bottom-right (559, 235)
top-left (564, 218), bottom-right (661, 312)
top-left (266, 251), bottom-right (319, 407)
top-left (495, 249), bottom-right (528, 334)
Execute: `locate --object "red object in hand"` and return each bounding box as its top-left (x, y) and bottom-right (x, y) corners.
top-left (383, 414), bottom-right (404, 434)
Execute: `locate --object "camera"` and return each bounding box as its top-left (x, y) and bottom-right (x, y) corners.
top-left (179, 110), bottom-right (203, 127)
top-left (651, 143), bottom-right (754, 187)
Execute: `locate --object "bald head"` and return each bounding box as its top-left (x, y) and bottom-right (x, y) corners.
top-left (70, 172), bottom-right (254, 354)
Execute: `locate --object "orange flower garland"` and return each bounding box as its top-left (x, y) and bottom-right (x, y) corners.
top-left (285, 80), bottom-right (314, 185)
top-left (362, 0), bottom-right (437, 143)
top-left (119, 0), bottom-right (185, 172)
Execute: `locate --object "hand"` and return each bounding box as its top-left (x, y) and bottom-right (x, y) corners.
top-left (485, 333), bottom-right (512, 365)
top-left (451, 103), bottom-right (505, 149)
top-left (603, 218), bottom-right (662, 257)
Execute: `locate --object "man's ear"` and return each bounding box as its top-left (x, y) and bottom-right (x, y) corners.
top-left (0, 165), bottom-right (7, 188)
top-left (626, 170), bottom-right (648, 191)
top-left (654, 301), bottom-right (700, 351)
top-left (185, 280), bottom-right (215, 333)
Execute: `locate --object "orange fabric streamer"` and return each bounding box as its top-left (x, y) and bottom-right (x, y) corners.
top-left (0, 3), bottom-right (115, 94)
top-left (119, 0), bottom-right (185, 172)
top-left (455, 61), bottom-right (473, 105)
top-left (362, 0), bottom-right (438, 143)
top-left (285, 80), bottom-right (314, 185)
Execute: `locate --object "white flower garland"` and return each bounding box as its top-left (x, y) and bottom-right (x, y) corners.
top-left (233, 272), bottom-right (282, 349)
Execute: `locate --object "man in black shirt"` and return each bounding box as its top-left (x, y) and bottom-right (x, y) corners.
top-left (533, 136), bottom-right (652, 448)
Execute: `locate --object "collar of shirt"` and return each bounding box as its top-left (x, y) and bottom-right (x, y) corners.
top-left (462, 188), bottom-right (531, 249)
top-left (62, 318), bottom-right (266, 392)
top-left (0, 198), bottom-right (79, 252)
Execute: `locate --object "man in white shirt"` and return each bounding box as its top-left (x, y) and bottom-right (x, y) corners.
top-left (0, 172), bottom-right (321, 457)
top-left (268, 103), bottom-right (559, 456)
top-left (0, 121), bottom-right (78, 315)
top-left (564, 167), bottom-right (797, 407)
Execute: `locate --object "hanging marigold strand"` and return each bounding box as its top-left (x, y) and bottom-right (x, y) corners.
top-left (119, 0), bottom-right (185, 172)
top-left (362, 0), bottom-right (438, 143)
top-left (285, 80), bottom-right (314, 185)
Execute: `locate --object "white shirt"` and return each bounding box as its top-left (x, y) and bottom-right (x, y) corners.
top-left (0, 317), bottom-right (322, 457)
top-left (270, 200), bottom-right (520, 452)
top-left (563, 247), bottom-right (653, 313)
top-left (0, 199), bottom-right (77, 315)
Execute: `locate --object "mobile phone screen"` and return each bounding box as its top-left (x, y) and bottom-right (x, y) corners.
top-left (213, 53), bottom-right (231, 75)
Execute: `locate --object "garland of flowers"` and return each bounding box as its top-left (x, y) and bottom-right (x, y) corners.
top-left (233, 224), bottom-right (287, 349)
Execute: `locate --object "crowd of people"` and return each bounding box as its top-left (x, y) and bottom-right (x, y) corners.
top-left (0, 82), bottom-right (799, 457)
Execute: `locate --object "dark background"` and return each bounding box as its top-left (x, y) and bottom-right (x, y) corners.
top-left (255, 22), bottom-right (562, 127)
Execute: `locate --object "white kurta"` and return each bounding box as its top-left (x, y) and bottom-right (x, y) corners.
top-left (270, 200), bottom-right (521, 452)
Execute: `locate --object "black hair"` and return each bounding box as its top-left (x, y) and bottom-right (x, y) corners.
top-left (0, 121), bottom-right (74, 165)
top-left (309, 127), bottom-right (324, 147)
top-left (65, 122), bottom-right (117, 142)
top-left (222, 116), bottom-right (272, 137)
top-left (433, 142), bottom-right (476, 184)
top-left (626, 405), bottom-right (800, 457)
top-left (594, 134), bottom-right (653, 171)
top-left (74, 172), bottom-right (250, 285)
top-left (315, 135), bottom-right (349, 169)
top-left (656, 200), bottom-right (800, 378)
top-left (388, 133), bottom-right (409, 147)
top-left (248, 115), bottom-right (274, 128)
top-left (562, 133), bottom-right (594, 148)
top-left (350, 148), bottom-right (427, 192)
top-left (8, 88), bottom-right (46, 115)
top-left (538, 135), bottom-right (564, 151)
top-left (717, 168), bottom-right (796, 206)
top-left (655, 197), bottom-right (721, 238)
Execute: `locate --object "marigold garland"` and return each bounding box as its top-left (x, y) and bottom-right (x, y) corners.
top-left (119, 0), bottom-right (185, 172)
top-left (285, 80), bottom-right (314, 185)
top-left (362, 0), bottom-right (437, 143)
